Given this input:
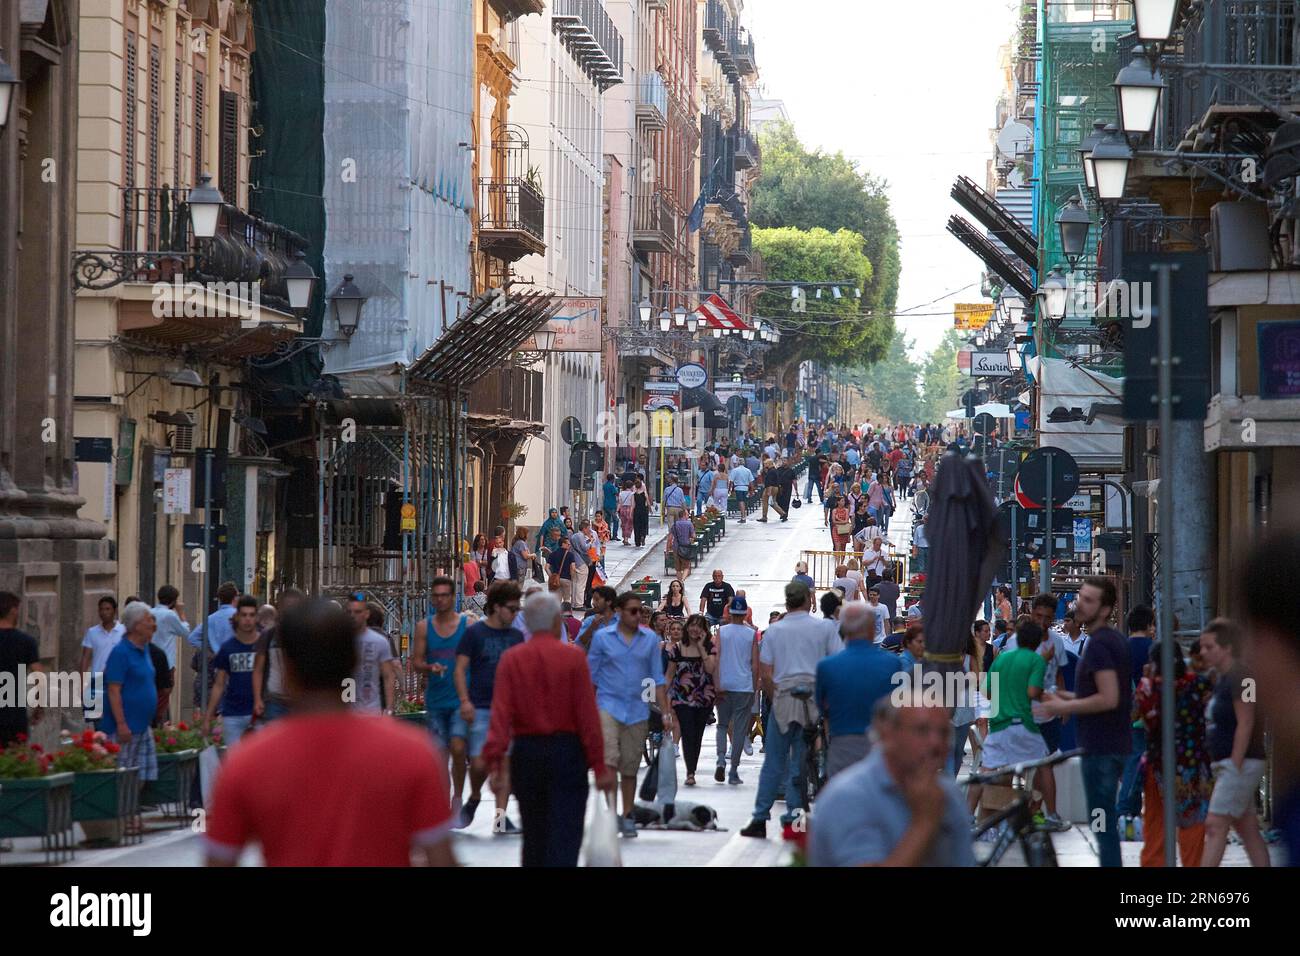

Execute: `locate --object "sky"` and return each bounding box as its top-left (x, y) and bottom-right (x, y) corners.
top-left (745, 0), bottom-right (1019, 360)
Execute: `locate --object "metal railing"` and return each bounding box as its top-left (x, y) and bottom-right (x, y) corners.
top-left (733, 32), bottom-right (756, 74)
top-left (800, 549), bottom-right (907, 593)
top-left (632, 190), bottom-right (673, 249)
top-left (1097, 205), bottom-right (1210, 282)
top-left (733, 127), bottom-right (760, 169)
top-left (552, 0), bottom-right (624, 88)
top-left (467, 365), bottom-right (544, 423)
top-left (637, 70), bottom-right (668, 124)
top-left (478, 177), bottom-right (545, 242)
top-left (72, 185), bottom-right (309, 310)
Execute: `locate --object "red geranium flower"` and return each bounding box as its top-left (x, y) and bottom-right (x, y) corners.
top-left (15, 733), bottom-right (26, 742)
top-left (177, 722), bottom-right (189, 731)
top-left (166, 737), bottom-right (178, 746)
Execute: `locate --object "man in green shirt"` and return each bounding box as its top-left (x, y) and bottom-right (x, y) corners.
top-left (980, 620), bottom-right (1048, 770)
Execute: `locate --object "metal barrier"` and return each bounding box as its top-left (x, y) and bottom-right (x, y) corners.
top-left (800, 547), bottom-right (906, 592)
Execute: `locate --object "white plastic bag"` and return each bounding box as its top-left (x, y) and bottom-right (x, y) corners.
top-left (581, 790), bottom-right (622, 867)
top-left (198, 745), bottom-right (222, 808)
top-left (657, 733), bottom-right (678, 808)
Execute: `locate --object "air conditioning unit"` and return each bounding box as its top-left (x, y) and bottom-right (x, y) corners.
top-left (171, 411), bottom-right (198, 454)
top-left (1211, 201), bottom-right (1272, 271)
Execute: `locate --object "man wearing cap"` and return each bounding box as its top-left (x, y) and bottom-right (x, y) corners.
top-left (713, 595), bottom-right (759, 784)
top-left (740, 581), bottom-right (843, 838)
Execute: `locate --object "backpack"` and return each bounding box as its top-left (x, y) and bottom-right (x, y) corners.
top-left (507, 548), bottom-right (521, 580)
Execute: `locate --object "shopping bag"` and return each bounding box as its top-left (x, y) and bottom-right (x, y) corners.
top-left (656, 733), bottom-right (678, 808)
top-left (639, 744), bottom-right (660, 802)
top-left (581, 790), bottom-right (623, 867)
top-left (198, 745), bottom-right (222, 808)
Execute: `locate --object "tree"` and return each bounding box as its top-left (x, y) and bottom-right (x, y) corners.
top-left (752, 120), bottom-right (902, 324)
top-left (845, 327), bottom-right (924, 424)
top-left (920, 329), bottom-right (966, 422)
top-left (752, 227), bottom-right (888, 368)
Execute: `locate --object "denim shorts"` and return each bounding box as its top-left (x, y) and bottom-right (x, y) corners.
top-left (451, 706), bottom-right (492, 758)
top-left (427, 707), bottom-right (457, 749)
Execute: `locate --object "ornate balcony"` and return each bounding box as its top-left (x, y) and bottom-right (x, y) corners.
top-left (636, 70), bottom-right (668, 129)
top-left (733, 32), bottom-right (756, 75)
top-left (733, 127), bottom-right (760, 170)
top-left (633, 191), bottom-right (674, 253)
top-left (478, 177), bottom-right (547, 261)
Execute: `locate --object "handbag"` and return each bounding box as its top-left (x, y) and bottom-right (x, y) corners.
top-left (791, 497), bottom-right (802, 509)
top-left (548, 572), bottom-right (561, 591)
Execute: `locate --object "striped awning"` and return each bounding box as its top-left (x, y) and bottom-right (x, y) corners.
top-left (692, 293), bottom-right (750, 330)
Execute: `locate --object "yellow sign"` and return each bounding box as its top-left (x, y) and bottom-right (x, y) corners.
top-left (651, 407), bottom-right (674, 439)
top-left (400, 502), bottom-right (416, 532)
top-left (954, 303), bottom-right (995, 331)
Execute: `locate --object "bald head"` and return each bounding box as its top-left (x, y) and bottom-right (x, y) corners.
top-left (839, 601), bottom-right (873, 641)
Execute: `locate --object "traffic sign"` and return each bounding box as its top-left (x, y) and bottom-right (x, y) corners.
top-left (568, 441), bottom-right (602, 478)
top-left (973, 412), bottom-right (997, 436)
top-left (560, 416), bottom-right (584, 445)
top-left (1121, 251), bottom-right (1210, 422)
top-left (1016, 446), bottom-right (1079, 507)
top-left (987, 447), bottom-right (1021, 498)
top-left (1022, 507), bottom-right (1074, 537)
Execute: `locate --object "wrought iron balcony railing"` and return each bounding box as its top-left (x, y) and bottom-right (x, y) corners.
top-left (1097, 203), bottom-right (1210, 283)
top-left (733, 127), bottom-right (760, 170)
top-left (733, 32), bottom-right (756, 75)
top-left (478, 177), bottom-right (546, 261)
top-left (552, 0), bottom-right (624, 90)
top-left (632, 191), bottom-right (674, 252)
top-left (704, 0), bottom-right (738, 74)
top-left (468, 364), bottom-right (544, 423)
top-left (71, 186), bottom-right (310, 313)
top-left (636, 70), bottom-right (668, 128)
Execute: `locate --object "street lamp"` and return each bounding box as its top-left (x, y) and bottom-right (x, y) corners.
top-left (1134, 0), bottom-right (1180, 47)
top-left (1005, 295), bottom-right (1026, 326)
top-left (330, 273), bottom-right (366, 336)
top-left (283, 249), bottom-right (319, 312)
top-left (712, 326), bottom-right (723, 339)
top-left (658, 309), bottom-right (672, 333)
top-left (687, 314), bottom-right (699, 334)
top-left (1090, 125), bottom-right (1134, 201)
top-left (975, 332), bottom-right (986, 347)
top-left (638, 297), bottom-right (652, 327)
top-left (1006, 345), bottom-right (1020, 367)
top-left (1036, 264), bottom-right (1070, 324)
top-left (187, 173), bottom-right (225, 239)
top-left (1056, 197), bottom-right (1092, 268)
top-left (673, 304), bottom-right (687, 328)
top-left (533, 327), bottom-right (556, 351)
top-left (1114, 45), bottom-right (1164, 140)
top-left (0, 50), bottom-right (17, 132)
top-left (1078, 120), bottom-right (1108, 192)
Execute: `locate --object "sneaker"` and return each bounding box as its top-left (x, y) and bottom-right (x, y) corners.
top-left (744, 740), bottom-right (754, 756)
top-left (728, 772), bottom-right (743, 785)
top-left (1043, 812), bottom-right (1071, 833)
top-left (714, 765), bottom-right (726, 783)
top-left (757, 517), bottom-right (768, 523)
top-left (620, 816), bottom-right (638, 839)
top-left (739, 819), bottom-right (767, 838)
top-left (494, 816), bottom-right (521, 835)
top-left (760, 741), bottom-right (767, 754)
top-left (459, 796), bottom-right (481, 829)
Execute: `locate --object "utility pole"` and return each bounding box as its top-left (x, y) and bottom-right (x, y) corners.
top-left (1153, 261), bottom-right (1178, 869)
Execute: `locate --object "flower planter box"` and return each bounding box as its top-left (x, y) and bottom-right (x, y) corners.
top-left (394, 711), bottom-right (427, 726)
top-left (631, 581), bottom-right (661, 605)
top-left (141, 749), bottom-right (198, 820)
top-left (74, 767), bottom-right (142, 846)
top-left (0, 772), bottom-right (76, 863)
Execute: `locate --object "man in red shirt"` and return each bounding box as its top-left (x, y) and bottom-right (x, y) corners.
top-left (205, 600), bottom-right (456, 867)
top-left (485, 590), bottom-right (614, 866)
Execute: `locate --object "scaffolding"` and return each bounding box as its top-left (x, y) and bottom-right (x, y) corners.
top-left (1037, 1), bottom-right (1131, 344)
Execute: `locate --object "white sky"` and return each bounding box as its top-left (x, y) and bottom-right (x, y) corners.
top-left (746, 0), bottom-right (1018, 359)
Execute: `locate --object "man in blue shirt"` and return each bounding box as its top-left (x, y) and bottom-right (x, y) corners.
top-left (587, 591), bottom-right (671, 838)
top-left (729, 460), bottom-right (755, 522)
top-left (204, 595), bottom-right (262, 745)
top-left (601, 474), bottom-right (620, 540)
top-left (103, 602), bottom-right (160, 783)
top-left (189, 581), bottom-right (239, 710)
top-left (809, 694), bottom-right (975, 866)
top-left (816, 601), bottom-right (905, 778)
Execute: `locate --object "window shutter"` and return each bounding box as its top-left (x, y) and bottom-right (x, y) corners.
top-left (218, 89), bottom-right (239, 201)
top-left (174, 58), bottom-right (183, 186)
top-left (193, 72), bottom-right (205, 185)
top-left (124, 33), bottom-right (137, 190)
top-left (148, 44), bottom-right (161, 190)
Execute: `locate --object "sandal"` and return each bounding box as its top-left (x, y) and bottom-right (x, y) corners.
top-left (685, 774), bottom-right (696, 786)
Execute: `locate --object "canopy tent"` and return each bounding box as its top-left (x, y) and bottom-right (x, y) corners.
top-left (1035, 356), bottom-right (1124, 470)
top-left (945, 402), bottom-right (1014, 420)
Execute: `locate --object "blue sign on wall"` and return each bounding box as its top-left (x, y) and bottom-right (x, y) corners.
top-left (1014, 409), bottom-right (1032, 431)
top-left (1258, 320), bottom-right (1300, 399)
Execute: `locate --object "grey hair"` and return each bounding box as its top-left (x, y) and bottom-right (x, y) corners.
top-left (839, 600), bottom-right (873, 640)
top-left (523, 590), bottom-right (563, 635)
top-left (121, 601), bottom-right (154, 633)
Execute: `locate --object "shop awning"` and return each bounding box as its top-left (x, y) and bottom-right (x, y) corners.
top-left (681, 386), bottom-right (731, 429)
top-left (950, 175), bottom-right (1038, 271)
top-left (408, 289), bottom-right (560, 389)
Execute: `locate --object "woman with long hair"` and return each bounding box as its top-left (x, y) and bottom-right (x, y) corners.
top-left (995, 585), bottom-right (1015, 625)
top-left (879, 473), bottom-right (896, 534)
top-left (666, 614), bottom-right (718, 786)
top-left (829, 494), bottom-right (853, 553)
top-left (617, 480), bottom-right (635, 545)
top-left (851, 497), bottom-right (874, 560)
top-left (709, 462), bottom-right (730, 513)
top-left (632, 476), bottom-right (650, 547)
top-left (659, 579), bottom-right (687, 618)
top-left (470, 533), bottom-right (491, 585)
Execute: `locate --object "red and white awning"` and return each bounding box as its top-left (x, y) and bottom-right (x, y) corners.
top-left (693, 293), bottom-right (750, 330)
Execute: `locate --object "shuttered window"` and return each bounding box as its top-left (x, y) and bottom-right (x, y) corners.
top-left (174, 59), bottom-right (183, 186)
top-left (193, 72), bottom-right (205, 184)
top-left (218, 89), bottom-right (239, 201)
top-left (124, 32), bottom-right (137, 189)
top-left (148, 44), bottom-right (161, 191)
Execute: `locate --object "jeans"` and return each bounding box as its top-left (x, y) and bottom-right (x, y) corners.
top-left (949, 721), bottom-right (974, 776)
top-left (1117, 725), bottom-right (1146, 817)
top-left (262, 697), bottom-right (291, 722)
top-left (222, 714), bottom-right (254, 745)
top-left (605, 509), bottom-right (619, 540)
top-left (510, 734), bottom-right (589, 866)
top-left (714, 691), bottom-right (754, 773)
top-left (427, 706), bottom-right (457, 749)
top-left (1081, 752), bottom-right (1127, 867)
top-left (751, 709), bottom-right (807, 822)
top-left (805, 472), bottom-right (822, 502)
top-left (674, 704), bottom-right (709, 776)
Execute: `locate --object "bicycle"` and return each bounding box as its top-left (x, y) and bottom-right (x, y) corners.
top-left (789, 685), bottom-right (829, 808)
top-left (963, 748), bottom-right (1082, 867)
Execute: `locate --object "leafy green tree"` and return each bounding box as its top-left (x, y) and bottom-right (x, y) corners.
top-left (920, 328), bottom-right (967, 422)
top-left (752, 227), bottom-right (888, 368)
top-left (752, 120), bottom-right (901, 323)
top-left (845, 327), bottom-right (924, 423)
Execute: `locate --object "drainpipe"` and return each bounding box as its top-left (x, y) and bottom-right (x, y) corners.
top-left (1169, 418), bottom-right (1215, 634)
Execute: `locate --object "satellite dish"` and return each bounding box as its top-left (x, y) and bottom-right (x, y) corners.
top-left (996, 121), bottom-right (1032, 162)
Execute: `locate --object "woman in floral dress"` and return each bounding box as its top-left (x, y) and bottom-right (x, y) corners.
top-left (1133, 639), bottom-right (1214, 867)
top-left (665, 614), bottom-right (718, 786)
